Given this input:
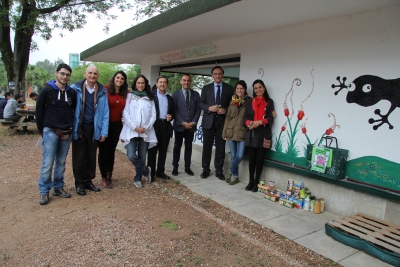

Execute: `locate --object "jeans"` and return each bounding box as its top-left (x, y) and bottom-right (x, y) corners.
top-left (38, 127), bottom-right (72, 194)
top-left (228, 140), bottom-right (245, 177)
top-left (126, 137), bottom-right (149, 182)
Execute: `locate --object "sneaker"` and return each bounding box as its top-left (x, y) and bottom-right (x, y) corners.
top-left (143, 166), bottom-right (151, 184)
top-left (225, 172), bottom-right (232, 183)
top-left (229, 177), bottom-right (239, 185)
top-left (133, 181), bottom-right (143, 188)
top-left (39, 194), bottom-right (49, 205)
top-left (52, 188), bottom-right (71, 198)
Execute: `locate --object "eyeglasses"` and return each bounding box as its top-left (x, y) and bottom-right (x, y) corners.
top-left (58, 72), bottom-right (71, 78)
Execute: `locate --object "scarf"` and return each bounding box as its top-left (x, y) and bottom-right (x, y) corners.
top-left (252, 97), bottom-right (267, 121)
top-left (230, 94), bottom-right (248, 108)
top-left (132, 90), bottom-right (147, 97)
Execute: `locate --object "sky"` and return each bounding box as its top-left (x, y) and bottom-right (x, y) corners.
top-left (29, 7), bottom-right (139, 65)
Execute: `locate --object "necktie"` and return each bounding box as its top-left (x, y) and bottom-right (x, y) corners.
top-left (185, 90), bottom-right (189, 107)
top-left (216, 85), bottom-right (221, 105)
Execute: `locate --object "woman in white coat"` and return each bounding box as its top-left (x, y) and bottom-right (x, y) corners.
top-left (120, 75), bottom-right (157, 188)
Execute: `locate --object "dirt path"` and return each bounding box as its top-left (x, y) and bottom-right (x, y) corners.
top-left (0, 129), bottom-right (339, 266)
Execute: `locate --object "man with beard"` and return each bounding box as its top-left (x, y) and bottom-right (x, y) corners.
top-left (35, 63), bottom-right (76, 205)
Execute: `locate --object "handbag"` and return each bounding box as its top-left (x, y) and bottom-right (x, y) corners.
top-left (262, 107), bottom-right (272, 149)
top-left (263, 138), bottom-right (272, 149)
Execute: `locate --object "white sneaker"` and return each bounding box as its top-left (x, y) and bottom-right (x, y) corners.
top-left (143, 166), bottom-right (151, 184)
top-left (133, 181), bottom-right (143, 188)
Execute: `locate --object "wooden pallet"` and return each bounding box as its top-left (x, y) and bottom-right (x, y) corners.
top-left (327, 213), bottom-right (400, 254)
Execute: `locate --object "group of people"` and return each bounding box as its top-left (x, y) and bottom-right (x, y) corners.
top-left (30, 63), bottom-right (274, 205)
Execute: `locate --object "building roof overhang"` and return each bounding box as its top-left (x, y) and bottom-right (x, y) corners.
top-left (81, 0), bottom-right (400, 65)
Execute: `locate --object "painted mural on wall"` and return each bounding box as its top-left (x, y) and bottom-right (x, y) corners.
top-left (332, 75), bottom-right (400, 130)
top-left (262, 69), bottom-right (400, 192)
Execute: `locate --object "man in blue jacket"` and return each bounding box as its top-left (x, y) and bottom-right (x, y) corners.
top-left (35, 63), bottom-right (76, 205)
top-left (70, 65), bottom-right (109, 196)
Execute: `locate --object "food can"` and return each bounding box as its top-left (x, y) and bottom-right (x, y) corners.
top-left (310, 200), bottom-right (315, 212)
top-left (314, 199), bottom-right (321, 214)
top-left (259, 180), bottom-right (264, 186)
top-left (303, 198), bottom-right (310, 211)
top-left (320, 198), bottom-right (325, 213)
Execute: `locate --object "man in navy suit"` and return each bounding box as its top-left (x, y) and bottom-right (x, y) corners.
top-left (147, 75), bottom-right (175, 181)
top-left (171, 74), bottom-right (201, 176)
top-left (199, 66), bottom-right (234, 180)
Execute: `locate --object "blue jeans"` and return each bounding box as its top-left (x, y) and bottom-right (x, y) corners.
top-left (126, 137), bottom-right (149, 182)
top-left (38, 127), bottom-right (72, 194)
top-left (228, 140), bottom-right (245, 177)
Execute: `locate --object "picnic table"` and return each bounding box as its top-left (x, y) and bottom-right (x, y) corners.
top-left (0, 108), bottom-right (36, 131)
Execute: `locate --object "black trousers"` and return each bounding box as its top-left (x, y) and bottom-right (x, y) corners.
top-left (202, 118), bottom-right (225, 175)
top-left (98, 120), bottom-right (123, 178)
top-left (247, 146), bottom-right (266, 183)
top-left (172, 129), bottom-right (195, 169)
top-left (147, 120), bottom-right (170, 177)
top-left (72, 124), bottom-right (98, 187)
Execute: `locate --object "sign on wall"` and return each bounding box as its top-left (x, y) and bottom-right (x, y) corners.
top-left (159, 43), bottom-right (217, 63)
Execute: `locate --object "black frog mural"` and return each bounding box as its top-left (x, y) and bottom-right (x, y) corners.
top-left (332, 75), bottom-right (400, 130)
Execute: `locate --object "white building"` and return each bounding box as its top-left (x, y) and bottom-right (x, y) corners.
top-left (81, 0), bottom-right (400, 223)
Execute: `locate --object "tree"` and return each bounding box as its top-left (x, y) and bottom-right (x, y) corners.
top-left (35, 58), bottom-right (64, 74)
top-left (133, 0), bottom-right (188, 20)
top-left (0, 0), bottom-right (133, 96)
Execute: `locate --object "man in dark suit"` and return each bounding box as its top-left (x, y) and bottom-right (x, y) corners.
top-left (147, 75), bottom-right (175, 181)
top-left (171, 74), bottom-right (201, 176)
top-left (199, 66), bottom-right (234, 180)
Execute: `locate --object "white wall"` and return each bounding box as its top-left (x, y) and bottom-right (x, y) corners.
top-left (142, 6), bottom-right (400, 164)
top-left (237, 7), bottom-right (400, 163)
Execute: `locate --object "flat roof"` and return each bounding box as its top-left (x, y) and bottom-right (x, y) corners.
top-left (81, 0), bottom-right (400, 64)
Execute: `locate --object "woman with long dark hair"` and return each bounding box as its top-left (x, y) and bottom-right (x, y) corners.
top-left (244, 79), bottom-right (275, 192)
top-left (222, 80), bottom-right (251, 185)
top-left (98, 70), bottom-right (128, 188)
top-left (120, 74), bottom-right (156, 188)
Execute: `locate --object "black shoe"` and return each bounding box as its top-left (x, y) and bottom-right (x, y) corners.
top-left (85, 183), bottom-right (101, 192)
top-left (157, 173), bottom-right (171, 180)
top-left (172, 168), bottom-right (178, 176)
top-left (216, 173), bottom-right (225, 181)
top-left (52, 188), bottom-right (71, 198)
top-left (251, 184), bottom-right (258, 193)
top-left (200, 172), bottom-right (209, 179)
top-left (185, 169), bottom-right (194, 176)
top-left (245, 180), bottom-right (254, 191)
top-left (76, 186), bottom-right (86, 196)
top-left (39, 193), bottom-right (49, 205)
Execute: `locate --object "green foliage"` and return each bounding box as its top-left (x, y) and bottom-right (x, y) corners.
top-left (134, 0), bottom-right (188, 20)
top-left (35, 58), bottom-right (64, 74)
top-left (159, 220), bottom-right (178, 231)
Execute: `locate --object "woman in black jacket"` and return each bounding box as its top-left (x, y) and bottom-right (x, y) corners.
top-left (244, 79), bottom-right (275, 192)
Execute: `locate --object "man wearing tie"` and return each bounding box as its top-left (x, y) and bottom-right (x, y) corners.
top-left (171, 74), bottom-right (201, 176)
top-left (199, 66), bottom-right (234, 180)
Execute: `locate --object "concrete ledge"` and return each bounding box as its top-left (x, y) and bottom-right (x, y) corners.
top-left (166, 141), bottom-right (400, 224)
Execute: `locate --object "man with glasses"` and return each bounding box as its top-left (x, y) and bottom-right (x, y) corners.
top-left (71, 65), bottom-right (109, 196)
top-left (35, 63), bottom-right (76, 205)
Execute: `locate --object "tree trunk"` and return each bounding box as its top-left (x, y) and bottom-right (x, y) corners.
top-left (12, 4), bottom-right (37, 99)
top-left (0, 0), bottom-right (14, 87)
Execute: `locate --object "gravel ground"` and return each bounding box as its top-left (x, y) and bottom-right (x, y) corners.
top-left (0, 128), bottom-right (340, 266)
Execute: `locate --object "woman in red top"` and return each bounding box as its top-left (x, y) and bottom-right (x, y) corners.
top-left (244, 79), bottom-right (275, 192)
top-left (98, 71), bottom-right (128, 188)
